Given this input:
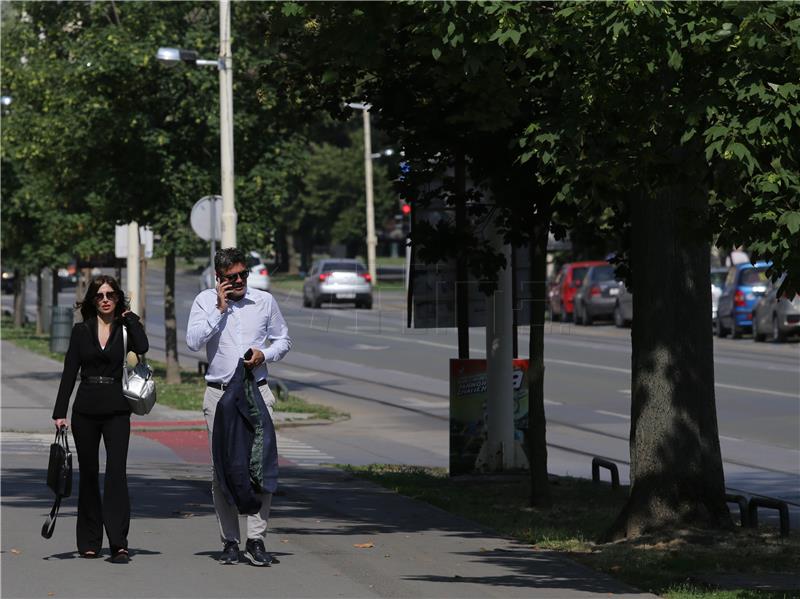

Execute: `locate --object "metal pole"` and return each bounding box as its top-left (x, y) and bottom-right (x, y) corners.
top-left (210, 196), bottom-right (217, 266)
top-left (127, 221), bottom-right (140, 315)
top-left (485, 223), bottom-right (515, 471)
top-left (362, 108), bottom-right (377, 283)
top-left (218, 0), bottom-right (236, 248)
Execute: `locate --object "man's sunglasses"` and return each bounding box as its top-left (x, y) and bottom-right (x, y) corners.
top-left (218, 269), bottom-right (249, 283)
top-left (94, 291), bottom-right (117, 302)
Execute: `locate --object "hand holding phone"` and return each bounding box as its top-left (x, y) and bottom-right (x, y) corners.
top-left (215, 277), bottom-right (232, 313)
top-left (243, 348), bottom-right (253, 361)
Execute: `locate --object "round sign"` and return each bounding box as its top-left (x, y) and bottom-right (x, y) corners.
top-left (191, 195), bottom-right (231, 242)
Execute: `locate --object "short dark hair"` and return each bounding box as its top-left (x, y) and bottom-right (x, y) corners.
top-left (215, 247), bottom-right (247, 274)
top-left (76, 275), bottom-right (128, 321)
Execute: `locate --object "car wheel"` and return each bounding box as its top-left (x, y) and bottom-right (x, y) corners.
top-left (549, 302), bottom-right (560, 322)
top-left (360, 299), bottom-right (373, 310)
top-left (613, 303), bottom-right (625, 328)
top-left (573, 303), bottom-right (582, 325)
top-left (302, 291), bottom-right (311, 308)
top-left (715, 316), bottom-right (727, 338)
top-left (312, 293), bottom-right (322, 309)
top-left (582, 303), bottom-right (593, 326)
top-left (561, 302), bottom-right (571, 323)
top-left (772, 315), bottom-right (786, 342)
top-left (731, 319), bottom-right (742, 339)
top-left (752, 317), bottom-right (765, 342)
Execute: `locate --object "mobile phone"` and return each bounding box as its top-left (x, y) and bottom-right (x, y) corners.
top-left (243, 349), bottom-right (253, 361)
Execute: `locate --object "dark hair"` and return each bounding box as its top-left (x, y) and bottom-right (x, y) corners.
top-left (76, 275), bottom-right (128, 321)
top-left (215, 247), bottom-right (247, 275)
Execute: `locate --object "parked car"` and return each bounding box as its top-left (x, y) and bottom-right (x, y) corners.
top-left (613, 283), bottom-right (633, 328)
top-left (715, 262), bottom-right (770, 338)
top-left (573, 263), bottom-right (622, 325)
top-left (710, 266), bottom-right (728, 321)
top-left (752, 276), bottom-right (800, 342)
top-left (303, 259), bottom-right (372, 309)
top-left (200, 251), bottom-right (271, 292)
top-left (548, 260), bottom-right (607, 322)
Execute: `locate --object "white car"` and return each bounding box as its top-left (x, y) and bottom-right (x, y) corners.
top-left (200, 252), bottom-right (271, 292)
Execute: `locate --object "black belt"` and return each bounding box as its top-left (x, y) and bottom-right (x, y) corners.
top-left (207, 379), bottom-right (267, 391)
top-left (82, 376), bottom-right (120, 384)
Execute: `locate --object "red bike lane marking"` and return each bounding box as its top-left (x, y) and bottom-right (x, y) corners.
top-left (134, 429), bottom-right (296, 466)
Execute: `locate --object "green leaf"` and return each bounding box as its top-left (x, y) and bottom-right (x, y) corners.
top-left (667, 48), bottom-right (683, 70)
top-left (778, 211), bottom-right (800, 235)
top-left (680, 128), bottom-right (696, 144)
top-left (431, 47), bottom-right (442, 60)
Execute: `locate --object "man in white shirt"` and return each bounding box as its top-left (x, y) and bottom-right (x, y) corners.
top-left (186, 247), bottom-right (292, 567)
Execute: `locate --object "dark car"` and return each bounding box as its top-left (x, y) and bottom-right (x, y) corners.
top-left (302, 259), bottom-right (373, 309)
top-left (573, 263), bottom-right (622, 325)
top-left (752, 276), bottom-right (800, 342)
top-left (1, 267), bottom-right (15, 294)
top-left (548, 260), bottom-right (607, 322)
top-left (715, 262), bottom-right (770, 338)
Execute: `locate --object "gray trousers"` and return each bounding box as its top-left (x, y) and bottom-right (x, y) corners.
top-left (203, 384), bottom-right (276, 544)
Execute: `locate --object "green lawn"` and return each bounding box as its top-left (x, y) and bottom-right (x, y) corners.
top-left (1, 317), bottom-right (345, 421)
top-left (343, 465), bottom-right (799, 599)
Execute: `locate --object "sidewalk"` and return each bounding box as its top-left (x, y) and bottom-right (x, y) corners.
top-left (1, 341), bottom-right (654, 598)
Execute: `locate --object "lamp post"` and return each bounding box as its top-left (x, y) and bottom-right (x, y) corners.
top-left (156, 0), bottom-right (236, 248)
top-left (347, 102), bottom-right (378, 284)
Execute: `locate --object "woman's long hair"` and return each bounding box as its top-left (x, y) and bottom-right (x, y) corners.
top-left (76, 275), bottom-right (129, 322)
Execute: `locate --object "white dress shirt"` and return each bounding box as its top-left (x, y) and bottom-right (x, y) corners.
top-left (186, 287), bottom-right (292, 384)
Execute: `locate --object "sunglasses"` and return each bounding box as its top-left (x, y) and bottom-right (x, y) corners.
top-left (94, 291), bottom-right (117, 302)
top-left (219, 269), bottom-right (249, 283)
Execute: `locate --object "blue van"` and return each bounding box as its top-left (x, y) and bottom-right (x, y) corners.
top-left (715, 262), bottom-right (771, 338)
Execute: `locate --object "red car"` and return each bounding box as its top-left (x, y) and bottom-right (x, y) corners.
top-left (548, 260), bottom-right (607, 322)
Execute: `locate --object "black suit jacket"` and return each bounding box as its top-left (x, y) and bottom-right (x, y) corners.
top-left (212, 360), bottom-right (278, 514)
top-left (52, 313), bottom-right (149, 419)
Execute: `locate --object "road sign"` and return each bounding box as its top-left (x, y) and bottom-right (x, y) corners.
top-left (191, 195), bottom-right (231, 242)
top-left (115, 225), bottom-right (154, 258)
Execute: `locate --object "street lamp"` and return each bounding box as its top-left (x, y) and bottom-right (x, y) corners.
top-left (347, 102), bottom-right (378, 284)
top-left (155, 0), bottom-right (236, 248)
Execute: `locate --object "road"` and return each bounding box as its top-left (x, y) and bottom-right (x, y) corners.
top-left (4, 267), bottom-right (799, 518)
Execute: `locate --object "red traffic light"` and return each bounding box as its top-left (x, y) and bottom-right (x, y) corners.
top-left (401, 203), bottom-right (411, 215)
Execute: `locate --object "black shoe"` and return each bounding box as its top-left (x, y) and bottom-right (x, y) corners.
top-left (219, 541), bottom-right (240, 565)
top-left (244, 539), bottom-right (270, 567)
top-left (111, 548), bottom-right (129, 564)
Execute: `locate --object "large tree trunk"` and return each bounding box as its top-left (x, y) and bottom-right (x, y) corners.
top-left (164, 251), bottom-right (181, 384)
top-left (528, 210), bottom-right (552, 508)
top-left (13, 269), bottom-right (26, 328)
top-left (285, 232), bottom-right (300, 275)
top-left (604, 186), bottom-right (731, 540)
top-left (36, 269), bottom-right (44, 335)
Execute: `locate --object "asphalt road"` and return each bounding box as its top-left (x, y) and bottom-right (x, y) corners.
top-left (4, 267), bottom-right (799, 516)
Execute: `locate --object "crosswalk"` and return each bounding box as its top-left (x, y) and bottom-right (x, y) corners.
top-left (0, 431), bottom-right (60, 456)
top-left (276, 433), bottom-right (335, 467)
top-left (1, 430), bottom-right (336, 469)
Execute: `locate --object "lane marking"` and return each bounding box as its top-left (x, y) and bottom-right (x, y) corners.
top-left (544, 399), bottom-right (563, 406)
top-left (595, 410), bottom-right (630, 420)
top-left (400, 397), bottom-right (449, 408)
top-left (719, 435), bottom-right (743, 442)
top-left (715, 383), bottom-right (798, 399)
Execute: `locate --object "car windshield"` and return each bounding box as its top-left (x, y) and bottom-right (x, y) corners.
top-left (322, 262), bottom-right (367, 273)
top-left (740, 268), bottom-right (767, 286)
top-left (591, 265), bottom-right (615, 281)
top-left (571, 267), bottom-right (588, 282)
top-left (710, 270), bottom-right (727, 288)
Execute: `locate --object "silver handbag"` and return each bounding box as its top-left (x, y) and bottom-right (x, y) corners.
top-left (122, 325), bottom-right (157, 415)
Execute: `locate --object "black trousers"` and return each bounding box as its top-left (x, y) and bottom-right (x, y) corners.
top-left (70, 411), bottom-right (131, 553)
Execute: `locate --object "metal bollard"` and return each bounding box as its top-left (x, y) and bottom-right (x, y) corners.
top-left (748, 497), bottom-right (791, 537)
top-left (49, 306), bottom-right (74, 354)
top-left (591, 457), bottom-right (620, 489)
top-left (725, 493), bottom-right (749, 528)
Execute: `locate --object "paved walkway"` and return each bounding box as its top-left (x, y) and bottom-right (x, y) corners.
top-left (0, 341), bottom-right (654, 598)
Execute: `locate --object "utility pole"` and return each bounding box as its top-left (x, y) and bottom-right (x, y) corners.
top-left (485, 222), bottom-right (515, 471)
top-left (127, 221), bottom-right (140, 315)
top-left (218, 0), bottom-right (236, 248)
top-left (361, 107), bottom-right (378, 284)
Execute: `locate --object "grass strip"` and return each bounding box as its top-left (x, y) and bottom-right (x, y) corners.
top-left (1, 316), bottom-right (344, 420)
top-left (342, 465), bottom-right (799, 599)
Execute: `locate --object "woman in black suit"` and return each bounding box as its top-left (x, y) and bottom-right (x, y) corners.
top-left (52, 275), bottom-right (149, 563)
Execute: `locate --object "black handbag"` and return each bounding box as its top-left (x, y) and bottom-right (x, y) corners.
top-left (41, 425), bottom-right (72, 539)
